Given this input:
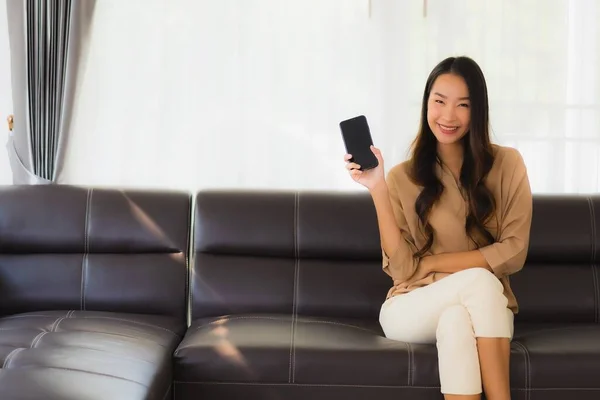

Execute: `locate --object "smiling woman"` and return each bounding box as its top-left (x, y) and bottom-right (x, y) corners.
top-left (410, 57), bottom-right (498, 259)
top-left (429, 75), bottom-right (472, 145)
top-left (344, 56), bottom-right (533, 400)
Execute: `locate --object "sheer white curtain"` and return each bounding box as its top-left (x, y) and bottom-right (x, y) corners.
top-left (61, 0), bottom-right (600, 193)
top-left (0, 0), bottom-right (13, 185)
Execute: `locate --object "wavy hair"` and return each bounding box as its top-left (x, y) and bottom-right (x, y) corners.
top-left (409, 56), bottom-right (496, 257)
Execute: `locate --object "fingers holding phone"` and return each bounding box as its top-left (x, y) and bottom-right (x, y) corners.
top-left (369, 145), bottom-right (384, 167)
top-left (344, 154), bottom-right (363, 181)
top-left (340, 115), bottom-right (387, 190)
top-left (343, 146), bottom-right (385, 190)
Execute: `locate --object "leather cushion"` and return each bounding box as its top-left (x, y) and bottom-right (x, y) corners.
top-left (0, 185), bottom-right (191, 254)
top-left (174, 314), bottom-right (600, 393)
top-left (512, 323), bottom-right (600, 389)
top-left (174, 315), bottom-right (294, 383)
top-left (527, 196), bottom-right (597, 263)
top-left (0, 186), bottom-right (191, 321)
top-left (194, 191), bottom-right (382, 261)
top-left (0, 253), bottom-right (188, 319)
top-left (174, 314), bottom-right (412, 386)
top-left (0, 310), bottom-right (185, 400)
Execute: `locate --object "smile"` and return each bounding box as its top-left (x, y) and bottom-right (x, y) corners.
top-left (438, 124), bottom-right (459, 134)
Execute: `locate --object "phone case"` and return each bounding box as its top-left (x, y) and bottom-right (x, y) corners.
top-left (339, 115), bottom-right (379, 171)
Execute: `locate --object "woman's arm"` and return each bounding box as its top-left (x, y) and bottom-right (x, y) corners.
top-left (372, 173), bottom-right (421, 282)
top-left (420, 250), bottom-right (492, 275)
top-left (478, 152), bottom-right (532, 278)
top-left (371, 183), bottom-right (404, 264)
top-left (345, 147), bottom-right (421, 282)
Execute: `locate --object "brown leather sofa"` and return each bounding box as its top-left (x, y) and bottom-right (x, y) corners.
top-left (0, 185), bottom-right (191, 400)
top-left (175, 190), bottom-right (600, 400)
top-left (1, 186), bottom-right (600, 400)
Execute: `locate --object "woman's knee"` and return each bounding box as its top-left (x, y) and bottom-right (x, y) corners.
top-left (457, 268), bottom-right (505, 301)
top-left (459, 267), bottom-right (501, 287)
top-left (436, 305), bottom-right (474, 342)
top-left (379, 296), bottom-right (436, 344)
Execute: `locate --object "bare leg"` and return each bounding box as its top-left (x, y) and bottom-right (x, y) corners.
top-left (444, 394), bottom-right (480, 400)
top-left (477, 337), bottom-right (511, 400)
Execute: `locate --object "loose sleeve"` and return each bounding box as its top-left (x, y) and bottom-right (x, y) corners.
top-left (382, 170), bottom-right (421, 282)
top-left (479, 150), bottom-right (533, 278)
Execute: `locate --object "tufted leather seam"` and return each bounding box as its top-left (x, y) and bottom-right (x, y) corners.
top-left (161, 383), bottom-right (172, 400)
top-left (60, 330), bottom-right (170, 348)
top-left (515, 325), bottom-right (600, 336)
top-left (81, 188), bottom-right (92, 311)
top-left (0, 314), bottom-right (59, 320)
top-left (30, 344), bottom-right (160, 367)
top-left (185, 195), bottom-right (193, 327)
top-left (589, 197), bottom-right (598, 323)
top-left (512, 340), bottom-right (530, 399)
top-left (173, 381), bottom-right (443, 388)
top-left (48, 311), bottom-right (70, 333)
top-left (30, 331), bottom-right (47, 348)
top-left (29, 366), bottom-right (150, 388)
top-left (406, 342), bottom-right (412, 386)
top-left (292, 258), bottom-right (300, 383)
top-left (52, 318), bottom-right (65, 332)
top-left (75, 316), bottom-right (178, 336)
top-left (595, 262), bottom-right (600, 325)
top-left (192, 316), bottom-right (380, 335)
top-left (173, 381), bottom-right (600, 390)
top-left (0, 328), bottom-right (34, 331)
top-left (524, 342), bottom-right (532, 400)
top-left (592, 264), bottom-right (599, 324)
top-left (81, 254), bottom-right (89, 311)
top-left (194, 316), bottom-right (290, 332)
top-left (2, 348), bottom-right (24, 368)
top-left (591, 197), bottom-right (597, 265)
top-left (300, 320), bottom-right (379, 334)
top-left (289, 191), bottom-right (299, 383)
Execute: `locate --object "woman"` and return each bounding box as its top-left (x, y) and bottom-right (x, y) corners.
top-left (344, 56), bottom-right (532, 400)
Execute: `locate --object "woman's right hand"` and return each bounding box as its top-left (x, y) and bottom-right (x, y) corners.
top-left (344, 145), bottom-right (386, 191)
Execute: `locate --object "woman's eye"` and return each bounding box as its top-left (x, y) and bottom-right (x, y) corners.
top-left (435, 100), bottom-right (444, 104)
top-left (459, 103), bottom-right (470, 108)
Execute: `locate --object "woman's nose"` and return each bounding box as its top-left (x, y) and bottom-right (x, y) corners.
top-left (441, 106), bottom-right (457, 122)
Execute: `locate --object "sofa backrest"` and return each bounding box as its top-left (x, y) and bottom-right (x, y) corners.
top-left (191, 190), bottom-right (391, 320)
top-left (513, 195), bottom-right (600, 323)
top-left (0, 185), bottom-right (191, 323)
top-left (192, 190), bottom-right (600, 324)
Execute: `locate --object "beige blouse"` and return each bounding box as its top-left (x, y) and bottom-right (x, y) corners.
top-left (382, 144), bottom-right (533, 313)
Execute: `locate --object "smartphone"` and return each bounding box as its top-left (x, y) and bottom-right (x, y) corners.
top-left (339, 115), bottom-right (379, 171)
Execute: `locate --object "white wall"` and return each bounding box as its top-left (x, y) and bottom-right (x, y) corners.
top-left (4, 0), bottom-right (599, 192)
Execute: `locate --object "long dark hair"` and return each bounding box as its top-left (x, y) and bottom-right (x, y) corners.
top-left (409, 56), bottom-right (496, 257)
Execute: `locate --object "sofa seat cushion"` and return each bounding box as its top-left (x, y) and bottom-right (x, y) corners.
top-left (510, 323), bottom-right (600, 395)
top-left (0, 310), bottom-right (185, 400)
top-left (173, 314), bottom-right (432, 387)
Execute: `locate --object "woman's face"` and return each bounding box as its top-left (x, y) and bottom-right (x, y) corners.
top-left (427, 73), bottom-right (471, 146)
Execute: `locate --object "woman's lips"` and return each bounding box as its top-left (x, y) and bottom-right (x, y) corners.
top-left (438, 124), bottom-right (458, 135)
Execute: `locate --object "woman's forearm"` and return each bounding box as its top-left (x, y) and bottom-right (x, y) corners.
top-left (370, 182), bottom-right (419, 281)
top-left (370, 182), bottom-right (402, 257)
top-left (424, 250), bottom-right (492, 274)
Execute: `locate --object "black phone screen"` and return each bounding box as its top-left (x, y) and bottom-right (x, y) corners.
top-left (339, 115), bottom-right (379, 171)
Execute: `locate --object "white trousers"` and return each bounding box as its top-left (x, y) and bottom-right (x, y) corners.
top-left (379, 268), bottom-right (514, 395)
